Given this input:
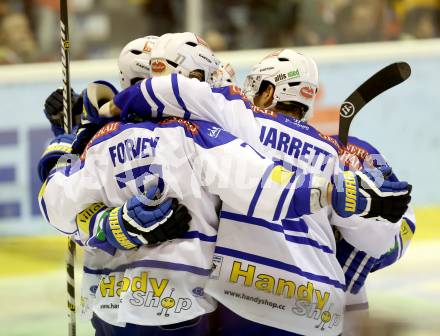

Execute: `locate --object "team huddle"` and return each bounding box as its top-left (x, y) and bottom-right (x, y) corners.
top-left (37, 32), bottom-right (415, 336)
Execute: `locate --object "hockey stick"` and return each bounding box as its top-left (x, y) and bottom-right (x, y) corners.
top-left (60, 1), bottom-right (76, 335)
top-left (338, 62), bottom-right (411, 146)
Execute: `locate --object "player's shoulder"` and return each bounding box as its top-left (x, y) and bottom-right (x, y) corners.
top-left (264, 114), bottom-right (341, 152)
top-left (212, 84), bottom-right (246, 98)
top-left (158, 117), bottom-right (237, 149)
top-left (331, 135), bottom-right (382, 155)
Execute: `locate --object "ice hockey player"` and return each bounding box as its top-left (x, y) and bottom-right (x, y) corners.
top-left (39, 35), bottom-right (197, 334)
top-left (97, 34), bottom-right (412, 335)
top-left (241, 49), bottom-right (416, 335)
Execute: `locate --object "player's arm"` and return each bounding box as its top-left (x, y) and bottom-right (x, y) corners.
top-left (100, 74), bottom-right (259, 138)
top-left (74, 187), bottom-right (191, 255)
top-left (39, 151), bottom-right (191, 250)
top-left (338, 136), bottom-right (415, 258)
top-left (335, 206), bottom-right (415, 294)
top-left (38, 85), bottom-right (192, 241)
top-left (38, 149), bottom-right (105, 234)
top-left (186, 124), bottom-right (410, 223)
top-left (332, 136), bottom-right (414, 292)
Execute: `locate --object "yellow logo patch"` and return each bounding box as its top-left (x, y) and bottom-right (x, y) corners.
top-left (270, 166), bottom-right (294, 185)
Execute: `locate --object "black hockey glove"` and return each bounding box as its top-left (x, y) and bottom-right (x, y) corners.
top-left (44, 88), bottom-right (83, 136)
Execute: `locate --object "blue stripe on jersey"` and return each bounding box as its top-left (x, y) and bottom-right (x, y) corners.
top-left (171, 74), bottom-right (191, 119)
top-left (281, 218), bottom-right (309, 233)
top-left (83, 259), bottom-right (211, 276)
top-left (221, 211), bottom-right (333, 253)
top-left (284, 234), bottom-right (333, 253)
top-left (47, 158), bottom-right (85, 178)
top-left (146, 78), bottom-right (165, 118)
top-left (359, 257), bottom-right (375, 280)
top-left (222, 211), bottom-right (310, 234)
top-left (88, 120), bottom-right (237, 152)
top-left (215, 246), bottom-right (345, 290)
top-left (182, 231), bottom-right (217, 242)
top-left (350, 256), bottom-right (376, 294)
top-left (335, 238), bottom-right (356, 267)
top-left (246, 165), bottom-right (273, 217)
top-left (272, 172), bottom-right (297, 221)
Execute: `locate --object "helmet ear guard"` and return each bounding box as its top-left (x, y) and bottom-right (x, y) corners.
top-left (243, 49), bottom-right (319, 121)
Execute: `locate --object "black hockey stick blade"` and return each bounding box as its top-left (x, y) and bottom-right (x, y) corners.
top-left (338, 62), bottom-right (411, 146)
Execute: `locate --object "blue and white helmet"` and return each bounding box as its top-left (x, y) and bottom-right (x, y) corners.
top-left (150, 32), bottom-right (221, 87)
top-left (244, 49), bottom-right (319, 121)
top-left (118, 35), bottom-right (158, 89)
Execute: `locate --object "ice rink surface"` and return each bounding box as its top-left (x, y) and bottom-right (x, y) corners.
top-left (0, 235), bottom-right (439, 336)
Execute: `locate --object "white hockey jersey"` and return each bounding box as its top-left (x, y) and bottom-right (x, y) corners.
top-left (39, 119), bottom-right (322, 327)
top-left (113, 74), bottom-right (404, 335)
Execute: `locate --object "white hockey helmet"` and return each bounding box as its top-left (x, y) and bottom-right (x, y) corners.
top-left (243, 49), bottom-right (319, 121)
top-left (212, 62), bottom-right (236, 87)
top-left (150, 32), bottom-right (221, 86)
top-left (118, 35), bottom-right (158, 89)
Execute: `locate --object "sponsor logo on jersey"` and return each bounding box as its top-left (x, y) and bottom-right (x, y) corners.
top-left (81, 122), bottom-right (121, 160)
top-left (300, 86), bottom-right (315, 99)
top-left (160, 117), bottom-right (199, 135)
top-left (270, 165), bottom-right (294, 185)
top-left (192, 287), bottom-right (204, 297)
top-left (76, 202), bottom-right (106, 235)
top-left (99, 272), bottom-right (192, 316)
top-left (227, 261), bottom-right (342, 330)
top-left (229, 85), bottom-right (250, 103)
top-left (151, 60), bottom-right (166, 73)
top-left (274, 73), bottom-right (287, 82)
top-left (207, 126), bottom-right (222, 138)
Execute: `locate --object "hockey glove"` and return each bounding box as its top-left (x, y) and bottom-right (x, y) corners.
top-left (38, 134), bottom-right (75, 182)
top-left (44, 88), bottom-right (82, 136)
top-left (332, 166), bottom-right (411, 223)
top-left (71, 81), bottom-right (119, 154)
top-left (101, 188), bottom-right (191, 250)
